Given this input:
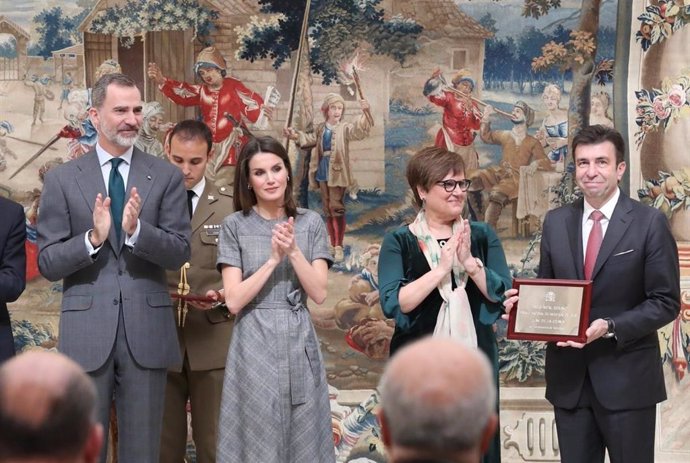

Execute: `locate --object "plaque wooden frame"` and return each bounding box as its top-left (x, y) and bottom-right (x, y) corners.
top-left (507, 278), bottom-right (593, 343)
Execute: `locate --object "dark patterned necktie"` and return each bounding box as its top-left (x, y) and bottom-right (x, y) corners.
top-left (109, 158), bottom-right (125, 241)
top-left (584, 210), bottom-right (604, 280)
top-left (187, 190), bottom-right (195, 219)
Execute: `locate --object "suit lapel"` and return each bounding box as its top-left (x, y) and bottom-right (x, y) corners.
top-left (120, 148), bottom-right (154, 253)
top-left (128, 148), bottom-right (154, 208)
top-left (191, 181), bottom-right (218, 234)
top-left (591, 193), bottom-right (633, 280)
top-left (74, 151), bottom-right (119, 250)
top-left (75, 151), bottom-right (106, 215)
top-left (566, 200), bottom-right (585, 279)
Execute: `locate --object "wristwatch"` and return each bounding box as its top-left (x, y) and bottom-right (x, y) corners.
top-left (602, 318), bottom-right (616, 339)
top-left (467, 257), bottom-right (484, 277)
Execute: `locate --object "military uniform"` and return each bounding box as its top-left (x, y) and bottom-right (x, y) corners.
top-left (160, 179), bottom-right (233, 463)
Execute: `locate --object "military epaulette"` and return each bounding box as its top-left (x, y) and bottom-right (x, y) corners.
top-left (217, 185), bottom-right (233, 198)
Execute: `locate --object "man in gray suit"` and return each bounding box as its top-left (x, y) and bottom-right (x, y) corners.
top-left (37, 73), bottom-right (191, 463)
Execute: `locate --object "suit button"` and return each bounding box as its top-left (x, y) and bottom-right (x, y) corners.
top-left (112, 299), bottom-right (118, 305)
top-left (118, 270), bottom-right (123, 276)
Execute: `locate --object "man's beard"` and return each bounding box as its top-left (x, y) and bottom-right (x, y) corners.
top-left (510, 118), bottom-right (525, 125)
top-left (102, 123), bottom-right (139, 148)
top-left (113, 132), bottom-right (138, 147)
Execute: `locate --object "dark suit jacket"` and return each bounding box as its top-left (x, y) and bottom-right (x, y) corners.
top-left (0, 197), bottom-right (26, 362)
top-left (37, 148), bottom-right (191, 372)
top-left (166, 179), bottom-right (233, 371)
top-left (539, 191), bottom-right (680, 410)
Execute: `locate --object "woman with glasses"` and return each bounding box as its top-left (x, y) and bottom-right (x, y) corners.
top-left (378, 146), bottom-right (511, 463)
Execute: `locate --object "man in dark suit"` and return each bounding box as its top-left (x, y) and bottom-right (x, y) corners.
top-left (0, 196), bottom-right (26, 363)
top-left (504, 125), bottom-right (680, 463)
top-left (159, 120), bottom-right (233, 463)
top-left (37, 73), bottom-right (191, 462)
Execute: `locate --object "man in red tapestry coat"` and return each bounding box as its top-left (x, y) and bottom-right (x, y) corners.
top-left (423, 68), bottom-right (482, 174)
top-left (148, 46), bottom-right (270, 185)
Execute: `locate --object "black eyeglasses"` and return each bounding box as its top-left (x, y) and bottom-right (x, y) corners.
top-left (436, 179), bottom-right (472, 192)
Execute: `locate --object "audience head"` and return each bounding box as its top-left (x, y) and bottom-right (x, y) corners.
top-left (378, 337), bottom-right (497, 463)
top-left (0, 351), bottom-right (103, 463)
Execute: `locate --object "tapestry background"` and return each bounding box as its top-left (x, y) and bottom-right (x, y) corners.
top-left (0, 1), bottom-right (688, 461)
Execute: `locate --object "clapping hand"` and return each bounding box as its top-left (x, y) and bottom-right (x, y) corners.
top-left (439, 231), bottom-right (460, 274)
top-left (122, 187), bottom-right (141, 236)
top-left (271, 217), bottom-right (297, 261)
top-left (456, 219), bottom-right (472, 264)
top-left (91, 193), bottom-right (111, 247)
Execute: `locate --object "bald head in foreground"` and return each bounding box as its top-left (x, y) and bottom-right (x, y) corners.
top-left (378, 337), bottom-right (498, 463)
top-left (0, 351), bottom-right (103, 463)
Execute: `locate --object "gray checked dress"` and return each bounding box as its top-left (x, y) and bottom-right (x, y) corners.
top-left (216, 208), bottom-right (335, 463)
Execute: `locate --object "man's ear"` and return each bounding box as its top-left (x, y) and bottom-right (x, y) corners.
top-left (208, 146), bottom-right (215, 161)
top-left (377, 409), bottom-right (392, 449)
top-left (479, 413), bottom-right (498, 455)
top-left (87, 107), bottom-right (99, 129)
top-left (83, 423), bottom-right (104, 463)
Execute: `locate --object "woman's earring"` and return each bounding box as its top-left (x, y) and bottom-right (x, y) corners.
top-left (421, 197), bottom-right (426, 209)
top-left (287, 175), bottom-right (290, 181)
top-left (248, 184), bottom-right (252, 190)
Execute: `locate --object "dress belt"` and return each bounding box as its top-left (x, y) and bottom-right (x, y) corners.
top-left (245, 289), bottom-right (318, 405)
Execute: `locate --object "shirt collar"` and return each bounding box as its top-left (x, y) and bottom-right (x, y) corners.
top-left (96, 142), bottom-right (134, 167)
top-left (189, 176), bottom-right (206, 198)
top-left (584, 187), bottom-right (620, 221)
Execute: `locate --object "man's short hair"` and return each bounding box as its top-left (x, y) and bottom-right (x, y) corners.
top-left (90, 73), bottom-right (138, 110)
top-left (572, 124), bottom-right (626, 165)
top-left (379, 338), bottom-right (496, 454)
top-left (169, 119), bottom-right (213, 154)
top-left (0, 354), bottom-right (98, 460)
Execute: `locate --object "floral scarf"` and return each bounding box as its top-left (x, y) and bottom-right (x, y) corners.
top-left (408, 209), bottom-right (477, 347)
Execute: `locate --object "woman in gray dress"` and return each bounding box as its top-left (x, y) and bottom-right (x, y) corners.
top-left (216, 136), bottom-right (335, 462)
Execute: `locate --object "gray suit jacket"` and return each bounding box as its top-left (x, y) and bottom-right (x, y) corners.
top-left (37, 148), bottom-right (191, 372)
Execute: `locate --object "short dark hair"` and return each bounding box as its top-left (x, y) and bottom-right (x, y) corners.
top-left (169, 119), bottom-right (213, 154)
top-left (0, 371), bottom-right (97, 459)
top-left (90, 73), bottom-right (138, 109)
top-left (233, 136), bottom-right (297, 218)
top-left (572, 124), bottom-right (626, 165)
top-left (406, 146), bottom-right (466, 208)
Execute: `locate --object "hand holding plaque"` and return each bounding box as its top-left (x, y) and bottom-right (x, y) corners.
top-left (506, 278), bottom-right (592, 343)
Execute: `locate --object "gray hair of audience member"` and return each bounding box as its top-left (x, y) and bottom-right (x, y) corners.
top-left (378, 337), bottom-right (496, 454)
top-left (90, 73), bottom-right (138, 110)
top-left (0, 351), bottom-right (99, 460)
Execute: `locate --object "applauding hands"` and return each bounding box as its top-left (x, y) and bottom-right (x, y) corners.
top-left (270, 217), bottom-right (303, 264)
